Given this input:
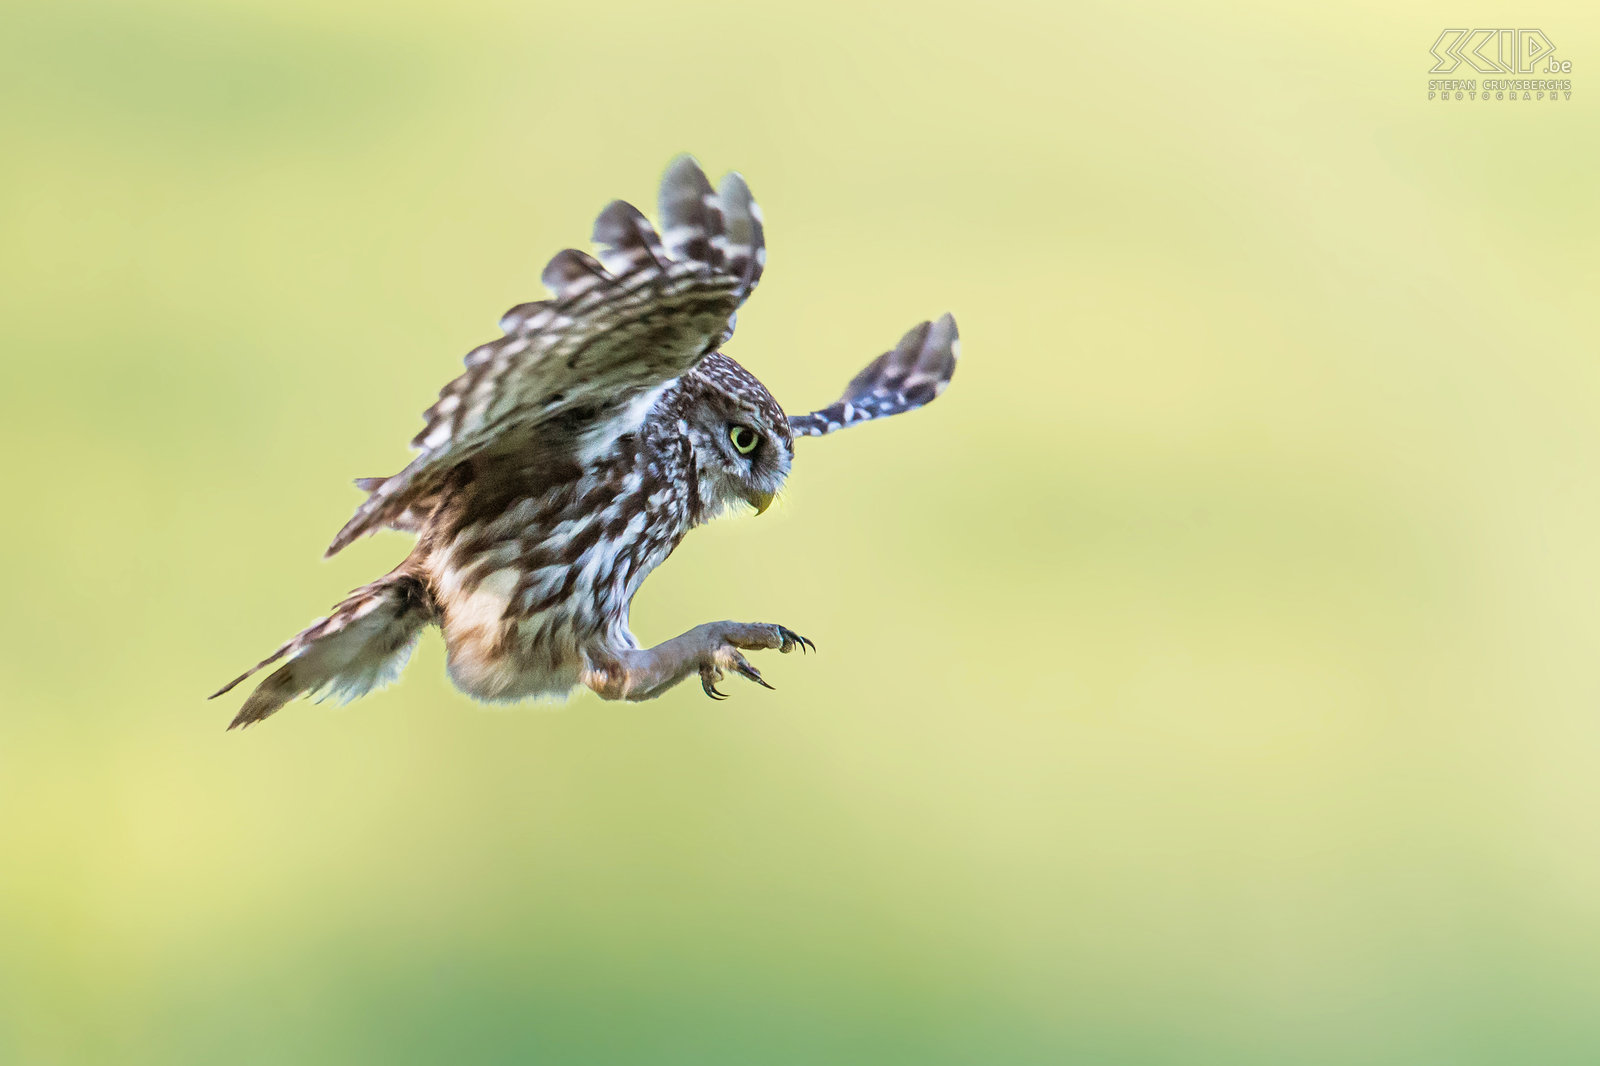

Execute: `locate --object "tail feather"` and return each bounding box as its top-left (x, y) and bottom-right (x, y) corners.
top-left (212, 572), bottom-right (435, 730)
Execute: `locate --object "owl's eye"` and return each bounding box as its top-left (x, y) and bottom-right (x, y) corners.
top-left (728, 424), bottom-right (761, 455)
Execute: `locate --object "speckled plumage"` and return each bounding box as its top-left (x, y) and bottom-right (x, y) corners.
top-left (213, 157), bottom-right (957, 728)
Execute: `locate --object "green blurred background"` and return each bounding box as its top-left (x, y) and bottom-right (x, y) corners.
top-left (3, 0), bottom-right (1598, 1062)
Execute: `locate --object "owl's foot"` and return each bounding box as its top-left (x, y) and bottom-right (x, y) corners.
top-left (586, 621), bottom-right (812, 702)
top-left (697, 624), bottom-right (814, 699)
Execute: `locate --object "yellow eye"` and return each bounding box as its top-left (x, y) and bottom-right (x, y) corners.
top-left (729, 425), bottom-right (760, 455)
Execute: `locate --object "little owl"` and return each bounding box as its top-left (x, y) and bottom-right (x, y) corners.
top-left (213, 156), bottom-right (958, 728)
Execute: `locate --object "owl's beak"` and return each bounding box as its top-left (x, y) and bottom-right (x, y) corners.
top-left (745, 489), bottom-right (775, 516)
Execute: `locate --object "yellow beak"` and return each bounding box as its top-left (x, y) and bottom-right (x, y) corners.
top-left (748, 490), bottom-right (775, 516)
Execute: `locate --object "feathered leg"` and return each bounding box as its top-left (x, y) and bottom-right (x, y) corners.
top-left (583, 622), bottom-right (814, 702)
top-left (211, 570), bottom-right (436, 729)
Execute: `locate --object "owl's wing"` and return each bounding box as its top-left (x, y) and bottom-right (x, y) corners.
top-left (326, 156), bottom-right (766, 556)
top-left (788, 314), bottom-right (959, 438)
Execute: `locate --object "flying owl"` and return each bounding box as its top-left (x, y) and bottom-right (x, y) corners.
top-left (212, 156), bottom-right (958, 729)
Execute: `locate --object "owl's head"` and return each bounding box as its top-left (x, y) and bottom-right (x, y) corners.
top-left (678, 354), bottom-right (793, 521)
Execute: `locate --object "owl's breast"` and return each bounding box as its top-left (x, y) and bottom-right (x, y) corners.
top-left (423, 447), bottom-right (693, 701)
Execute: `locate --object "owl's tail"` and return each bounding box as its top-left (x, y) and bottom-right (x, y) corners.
top-left (210, 569), bottom-right (437, 730)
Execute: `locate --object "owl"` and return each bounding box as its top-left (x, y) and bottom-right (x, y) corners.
top-left (212, 156), bottom-right (958, 728)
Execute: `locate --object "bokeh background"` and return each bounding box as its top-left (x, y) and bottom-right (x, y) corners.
top-left (3, 0), bottom-right (1598, 1062)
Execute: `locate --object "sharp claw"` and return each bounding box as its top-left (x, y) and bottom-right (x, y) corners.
top-left (700, 668), bottom-right (729, 700)
top-left (775, 626), bottom-right (815, 654)
top-left (733, 659), bottom-right (775, 690)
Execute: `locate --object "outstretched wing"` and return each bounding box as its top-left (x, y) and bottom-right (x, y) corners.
top-left (327, 155), bottom-right (766, 556)
top-left (788, 314), bottom-right (959, 438)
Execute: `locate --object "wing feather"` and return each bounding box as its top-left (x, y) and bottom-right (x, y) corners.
top-left (327, 157), bottom-right (766, 556)
top-left (789, 313), bottom-right (959, 438)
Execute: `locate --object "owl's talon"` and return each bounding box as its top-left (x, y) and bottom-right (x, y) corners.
top-left (774, 626), bottom-right (814, 654)
top-left (606, 621), bottom-right (815, 702)
top-left (700, 665), bottom-right (729, 700)
top-left (731, 655), bottom-right (775, 690)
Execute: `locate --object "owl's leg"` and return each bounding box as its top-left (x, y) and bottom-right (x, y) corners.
top-left (584, 622), bottom-right (814, 701)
